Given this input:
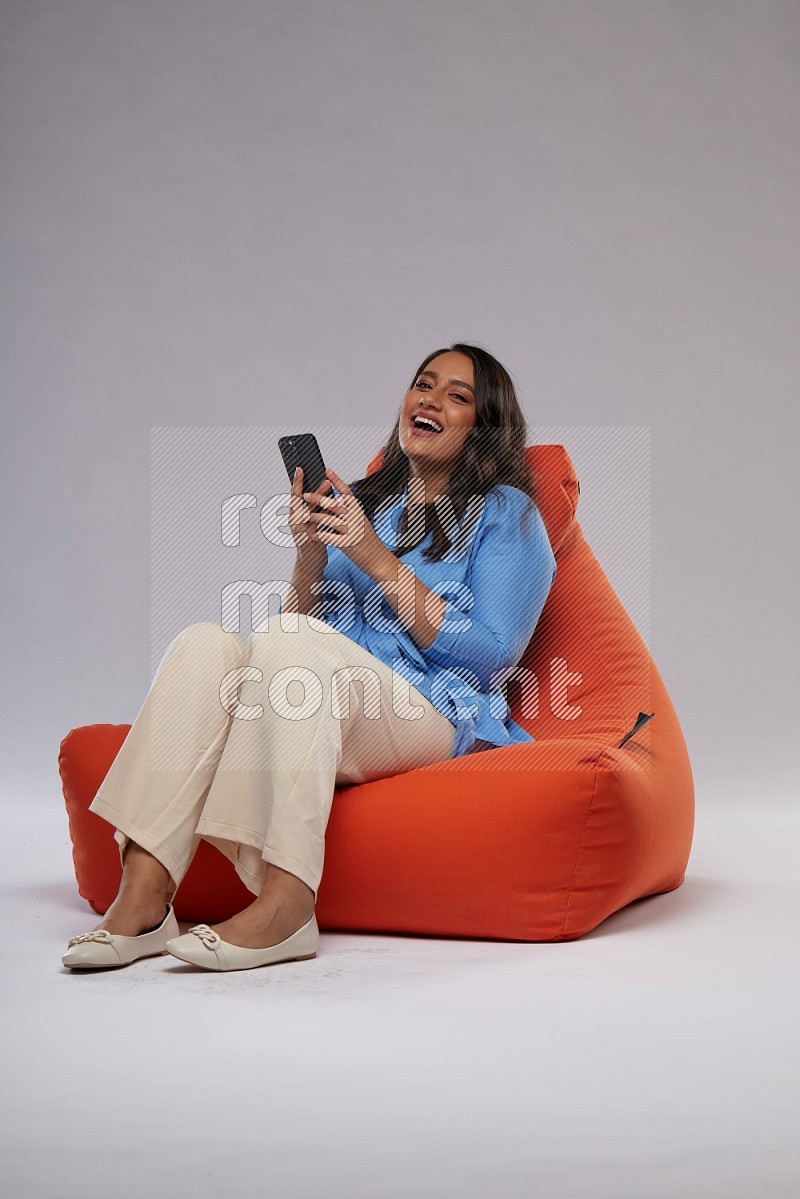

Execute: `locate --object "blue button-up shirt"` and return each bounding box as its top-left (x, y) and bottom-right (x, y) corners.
top-left (302, 480), bottom-right (557, 759)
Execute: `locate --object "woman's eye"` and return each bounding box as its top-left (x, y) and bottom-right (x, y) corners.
top-left (452, 393), bottom-right (468, 403)
top-left (415, 380), bottom-right (430, 389)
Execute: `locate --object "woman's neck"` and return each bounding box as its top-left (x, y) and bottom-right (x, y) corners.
top-left (406, 469), bottom-right (451, 504)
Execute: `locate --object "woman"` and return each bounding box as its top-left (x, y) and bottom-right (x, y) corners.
top-left (62, 343), bottom-right (557, 973)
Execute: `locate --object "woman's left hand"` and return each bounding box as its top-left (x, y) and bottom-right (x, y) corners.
top-left (304, 468), bottom-right (393, 578)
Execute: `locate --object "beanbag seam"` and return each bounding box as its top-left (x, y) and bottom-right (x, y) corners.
top-left (558, 745), bottom-right (607, 938)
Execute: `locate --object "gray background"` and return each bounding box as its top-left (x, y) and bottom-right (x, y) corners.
top-left (1, 5), bottom-right (799, 1198)
top-left (3, 0), bottom-right (797, 796)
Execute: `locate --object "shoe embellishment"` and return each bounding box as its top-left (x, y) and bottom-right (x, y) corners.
top-left (189, 925), bottom-right (221, 948)
top-left (67, 930), bottom-right (115, 947)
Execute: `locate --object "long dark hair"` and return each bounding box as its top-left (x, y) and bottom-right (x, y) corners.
top-left (349, 342), bottom-right (535, 562)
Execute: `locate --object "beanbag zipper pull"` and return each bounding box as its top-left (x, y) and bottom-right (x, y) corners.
top-left (619, 711), bottom-right (654, 749)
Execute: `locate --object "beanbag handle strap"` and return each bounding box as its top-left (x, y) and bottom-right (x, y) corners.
top-left (618, 711), bottom-right (654, 749)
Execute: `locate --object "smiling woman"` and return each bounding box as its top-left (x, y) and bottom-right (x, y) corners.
top-left (348, 343), bottom-right (534, 565)
top-left (64, 341), bottom-right (555, 976)
top-left (310, 342), bottom-right (555, 756)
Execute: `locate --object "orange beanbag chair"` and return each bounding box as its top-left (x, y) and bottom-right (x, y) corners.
top-left (59, 444), bottom-right (694, 941)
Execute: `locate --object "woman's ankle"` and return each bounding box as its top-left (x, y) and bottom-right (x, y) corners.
top-left (120, 841), bottom-right (174, 896)
top-left (257, 862), bottom-right (315, 907)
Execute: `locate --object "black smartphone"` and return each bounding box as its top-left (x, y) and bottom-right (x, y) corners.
top-left (278, 433), bottom-right (328, 504)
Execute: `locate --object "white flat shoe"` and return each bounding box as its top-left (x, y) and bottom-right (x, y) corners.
top-left (62, 904), bottom-right (180, 970)
top-left (165, 914), bottom-right (319, 972)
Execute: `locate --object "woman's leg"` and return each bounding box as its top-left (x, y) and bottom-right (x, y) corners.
top-left (86, 612), bottom-right (455, 945)
top-left (96, 842), bottom-right (174, 937)
top-left (189, 611), bottom-right (457, 948)
top-left (87, 621), bottom-right (251, 935)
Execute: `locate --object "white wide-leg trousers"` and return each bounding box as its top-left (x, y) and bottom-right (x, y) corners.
top-left (88, 614), bottom-right (457, 901)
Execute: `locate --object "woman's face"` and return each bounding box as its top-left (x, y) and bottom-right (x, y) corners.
top-left (398, 351), bottom-right (478, 477)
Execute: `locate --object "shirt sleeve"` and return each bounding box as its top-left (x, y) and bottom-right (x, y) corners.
top-left (422, 487), bottom-right (557, 692)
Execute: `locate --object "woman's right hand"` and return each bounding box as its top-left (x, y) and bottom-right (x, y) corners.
top-left (288, 465), bottom-right (334, 563)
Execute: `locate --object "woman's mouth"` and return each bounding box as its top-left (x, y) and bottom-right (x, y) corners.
top-left (409, 414), bottom-right (444, 438)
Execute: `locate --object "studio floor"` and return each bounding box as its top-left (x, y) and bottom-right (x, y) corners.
top-left (2, 790), bottom-right (797, 1199)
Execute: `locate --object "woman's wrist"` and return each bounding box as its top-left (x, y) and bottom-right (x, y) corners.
top-left (361, 543), bottom-right (402, 584)
top-left (282, 545), bottom-right (327, 616)
top-left (295, 543), bottom-right (327, 572)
